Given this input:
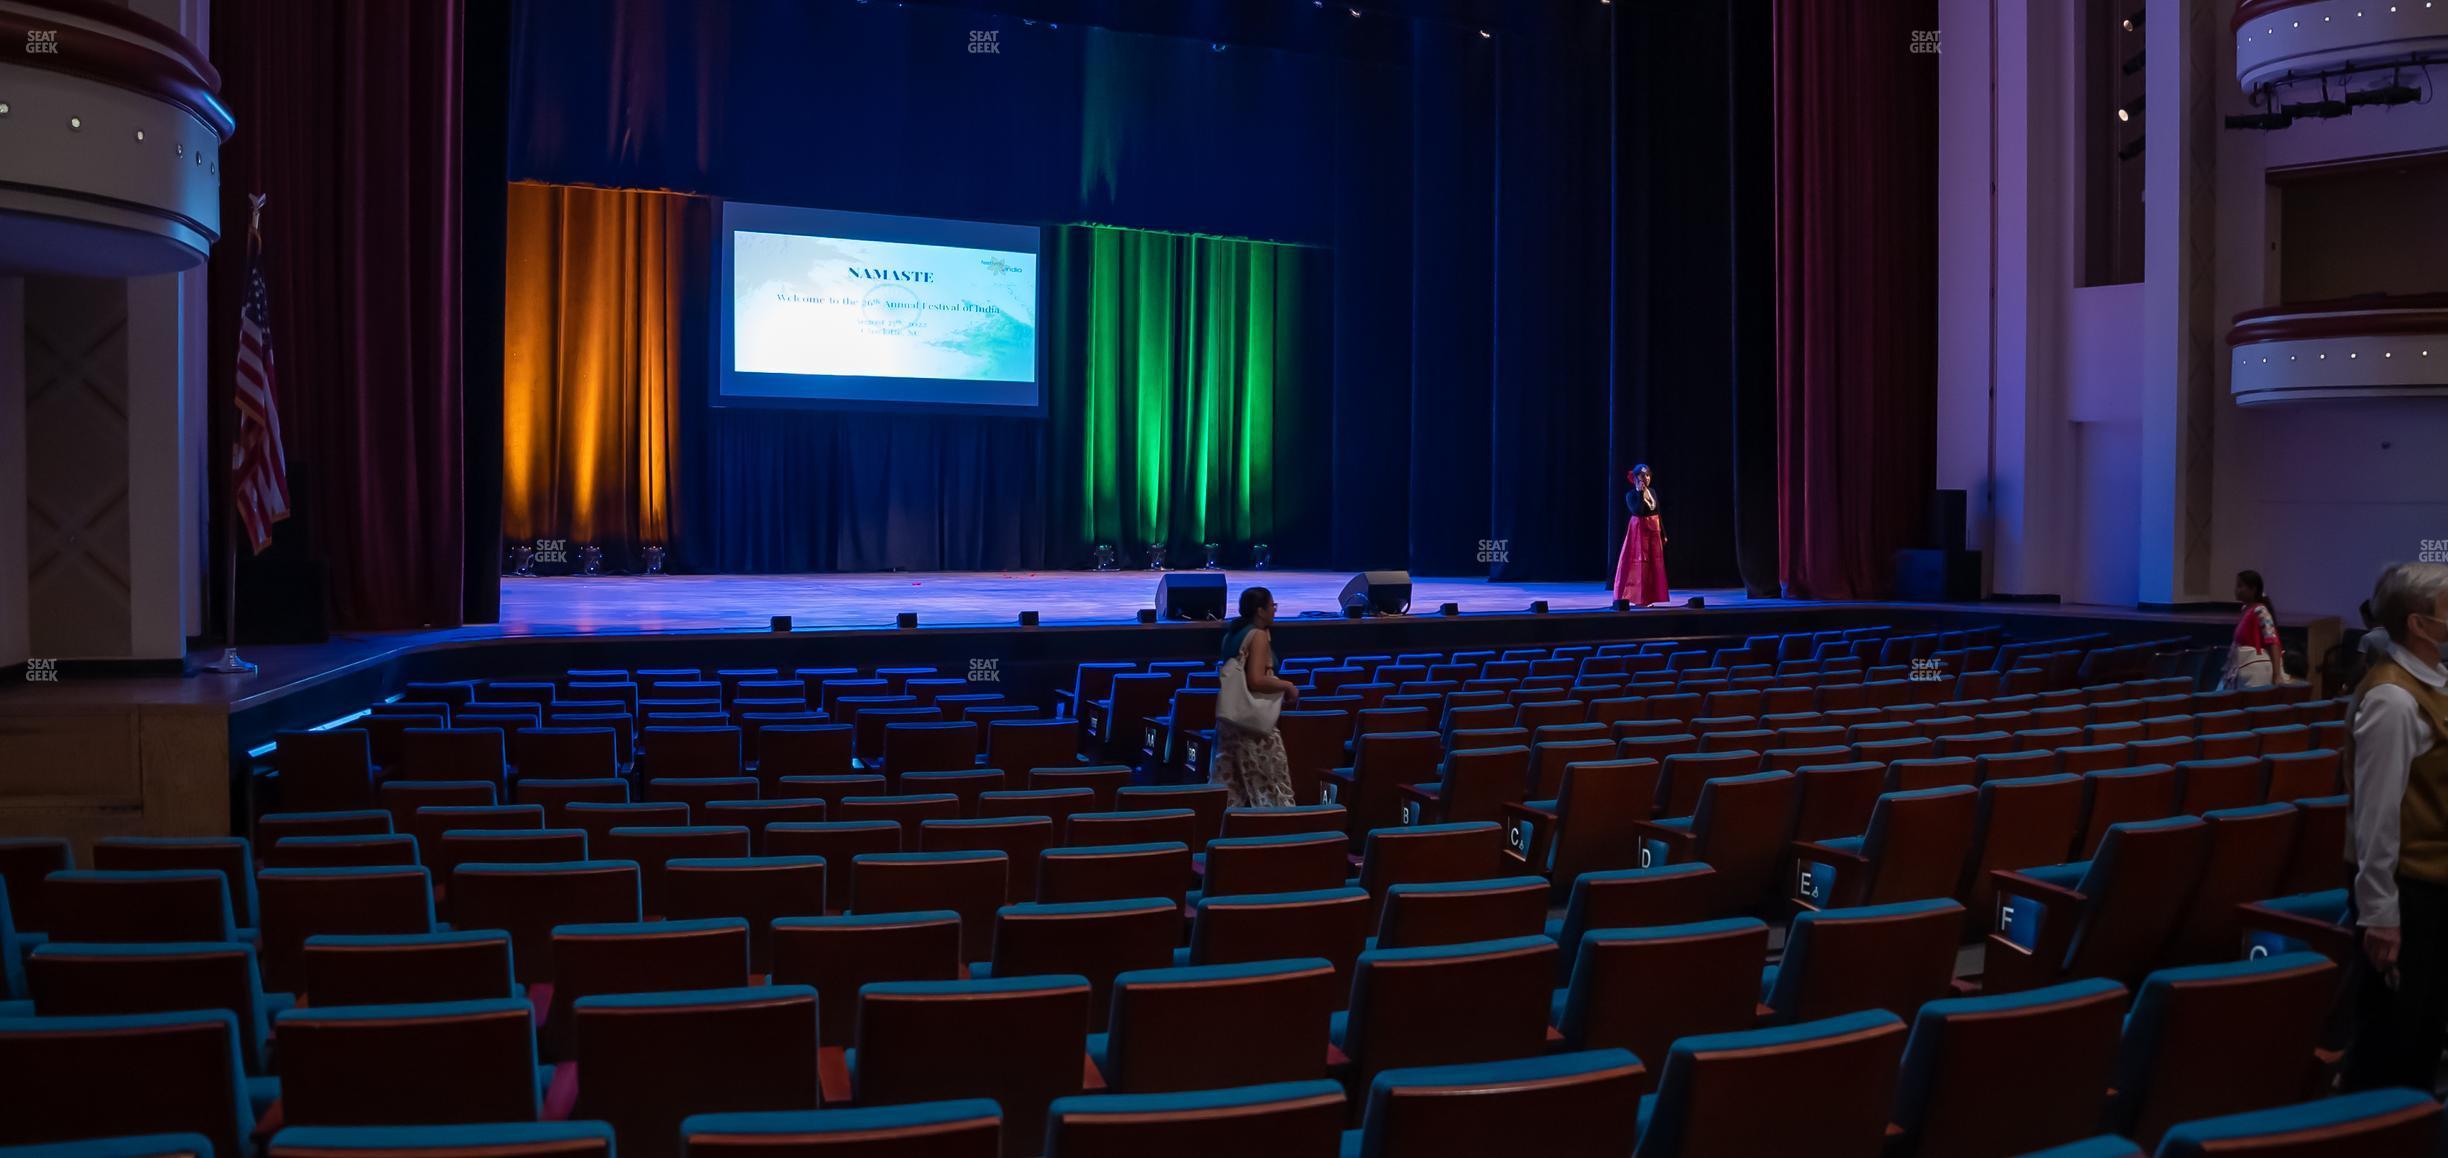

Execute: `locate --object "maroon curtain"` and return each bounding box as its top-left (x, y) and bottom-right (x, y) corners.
top-left (1773, 0), bottom-right (1938, 599)
top-left (211, 0), bottom-right (465, 630)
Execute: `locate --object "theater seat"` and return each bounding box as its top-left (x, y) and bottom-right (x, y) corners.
top-left (1791, 785), bottom-right (1977, 911)
top-left (2162, 803), bottom-right (2297, 967)
top-left (1371, 875), bottom-right (1547, 951)
top-left (1886, 977), bottom-right (2127, 1156)
top-left (1758, 898), bottom-right (1962, 1025)
top-left (1633, 770), bottom-right (1799, 915)
top-left (680, 1101), bottom-right (1001, 1157)
top-left (2104, 953), bottom-right (2336, 1149)
top-left (1333, 935), bottom-right (1556, 1092)
top-left (1184, 888), bottom-right (1373, 1005)
top-left (1042, 1080), bottom-right (1345, 1158)
top-left (1036, 841), bottom-right (1190, 907)
top-left (267, 1122), bottom-right (615, 1158)
top-left (572, 985), bottom-right (822, 1158)
top-left (850, 975), bottom-right (1093, 1158)
top-left (662, 856), bottom-right (829, 973)
top-left (274, 997), bottom-right (542, 1126)
top-left (975, 899), bottom-right (1176, 1032)
top-left (1063, 808), bottom-right (1193, 849)
top-left (13, 1135), bottom-right (217, 1158)
top-left (42, 870), bottom-right (241, 946)
top-left (0, 1009), bottom-right (262, 1158)
top-left (544, 918), bottom-right (751, 1057)
top-left (768, 821), bottom-right (900, 911)
top-left (1631, 1009), bottom-right (1908, 1158)
top-left (448, 860), bottom-right (642, 984)
top-left (2153, 1089), bottom-right (2441, 1158)
top-left (1539, 864), bottom-right (1719, 980)
top-left (1551, 919), bottom-right (1767, 1085)
top-left (1985, 816), bottom-right (2210, 993)
top-left (852, 850), bottom-right (1008, 953)
top-left (26, 940), bottom-right (283, 1074)
top-left (1346, 1051), bottom-right (1644, 1158)
top-left (301, 930), bottom-right (517, 1009)
top-left (1959, 773), bottom-right (2086, 934)
top-left (1504, 758), bottom-right (1661, 894)
top-left (257, 864), bottom-right (437, 994)
top-left (1198, 831), bottom-right (1349, 900)
top-left (770, 911), bottom-right (963, 1050)
top-left (1092, 959), bottom-right (1337, 1094)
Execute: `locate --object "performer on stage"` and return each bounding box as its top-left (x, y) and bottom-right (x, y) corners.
top-left (1613, 464), bottom-right (1669, 606)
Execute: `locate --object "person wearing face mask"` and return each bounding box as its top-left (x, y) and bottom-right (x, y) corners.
top-left (2343, 561), bottom-right (2448, 1093)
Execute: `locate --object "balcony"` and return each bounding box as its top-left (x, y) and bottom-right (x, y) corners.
top-left (0, 0), bottom-right (232, 276)
top-left (2235, 0), bottom-right (2448, 93)
top-left (2227, 293), bottom-right (2448, 405)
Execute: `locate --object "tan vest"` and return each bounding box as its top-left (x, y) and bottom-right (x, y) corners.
top-left (2349, 658), bottom-right (2448, 885)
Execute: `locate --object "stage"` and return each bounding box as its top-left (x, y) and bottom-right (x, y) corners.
top-left (490, 570), bottom-right (1741, 634)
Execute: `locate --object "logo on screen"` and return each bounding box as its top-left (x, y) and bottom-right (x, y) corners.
top-left (969, 30), bottom-right (1000, 54)
top-left (981, 257), bottom-right (1023, 276)
top-left (859, 283), bottom-right (923, 334)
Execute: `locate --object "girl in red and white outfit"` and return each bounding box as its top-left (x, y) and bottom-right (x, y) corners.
top-left (1612, 464), bottom-right (1669, 606)
top-left (2222, 569), bottom-right (2284, 689)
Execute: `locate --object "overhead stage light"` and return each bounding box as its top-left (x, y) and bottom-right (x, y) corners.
top-left (2116, 134), bottom-right (2146, 161)
top-left (2225, 111), bottom-right (2293, 130)
top-left (2116, 94), bottom-right (2144, 122)
top-left (2347, 83), bottom-right (2423, 107)
top-left (2279, 97), bottom-right (2350, 119)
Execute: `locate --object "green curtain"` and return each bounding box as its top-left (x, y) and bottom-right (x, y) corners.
top-left (1045, 225), bottom-right (1324, 564)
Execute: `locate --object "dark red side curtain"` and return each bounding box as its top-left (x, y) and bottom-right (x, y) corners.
top-left (1773, 0), bottom-right (1939, 599)
top-left (212, 0), bottom-right (465, 630)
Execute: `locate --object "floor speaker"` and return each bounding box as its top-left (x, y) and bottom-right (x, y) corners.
top-left (1338, 571), bottom-right (1412, 616)
top-left (1155, 572), bottom-right (1227, 621)
top-left (1927, 490), bottom-right (1969, 551)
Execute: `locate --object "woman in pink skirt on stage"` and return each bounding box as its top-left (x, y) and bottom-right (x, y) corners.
top-left (1613, 464), bottom-right (1669, 605)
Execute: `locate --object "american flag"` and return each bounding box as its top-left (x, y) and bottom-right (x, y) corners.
top-left (233, 193), bottom-right (290, 554)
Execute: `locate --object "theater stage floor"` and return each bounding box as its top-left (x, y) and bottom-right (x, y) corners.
top-left (491, 569), bottom-right (1724, 634)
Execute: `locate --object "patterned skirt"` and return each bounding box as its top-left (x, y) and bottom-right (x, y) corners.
top-left (1212, 717), bottom-right (1296, 809)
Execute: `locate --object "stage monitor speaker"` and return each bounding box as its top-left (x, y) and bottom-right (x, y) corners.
top-left (1338, 571), bottom-right (1412, 617)
top-left (1156, 572), bottom-right (1227, 621)
top-left (1893, 548), bottom-right (1983, 602)
top-left (1927, 489), bottom-right (1969, 551)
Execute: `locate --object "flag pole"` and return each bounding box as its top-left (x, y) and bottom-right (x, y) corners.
top-left (202, 194), bottom-right (268, 676)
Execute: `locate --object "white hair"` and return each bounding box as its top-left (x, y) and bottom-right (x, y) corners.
top-left (2372, 562), bottom-right (2448, 643)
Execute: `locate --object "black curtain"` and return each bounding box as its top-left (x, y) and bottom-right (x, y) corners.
top-left (1613, 0), bottom-right (1781, 595)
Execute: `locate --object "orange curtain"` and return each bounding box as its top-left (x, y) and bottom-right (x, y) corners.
top-left (502, 183), bottom-right (687, 551)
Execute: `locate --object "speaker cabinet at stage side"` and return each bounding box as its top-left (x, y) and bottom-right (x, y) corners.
top-left (1893, 548), bottom-right (1983, 602)
top-left (1155, 572), bottom-right (1226, 621)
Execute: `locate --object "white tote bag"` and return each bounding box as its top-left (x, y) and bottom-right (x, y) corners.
top-left (1217, 636), bottom-right (1284, 733)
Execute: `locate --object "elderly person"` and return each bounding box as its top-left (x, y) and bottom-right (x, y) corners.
top-left (2344, 562), bottom-right (2448, 1093)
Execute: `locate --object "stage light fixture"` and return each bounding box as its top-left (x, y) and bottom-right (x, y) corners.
top-left (1439, 602), bottom-right (1460, 616)
top-left (2347, 83), bottom-right (2422, 107)
top-left (1018, 610), bottom-right (1040, 627)
top-left (896, 612), bottom-right (918, 629)
top-left (2116, 94), bottom-right (2143, 122)
top-left (1146, 544), bottom-right (1168, 571)
top-left (1613, 599), bottom-right (1631, 612)
top-left (507, 544), bottom-right (536, 578)
top-left (643, 546), bottom-right (667, 576)
top-left (1202, 542), bottom-right (1223, 570)
top-left (2116, 134), bottom-right (2146, 161)
top-left (1685, 596), bottom-right (1706, 609)
top-left (577, 544), bottom-right (605, 576)
top-left (1529, 600), bottom-right (1549, 614)
top-left (770, 615), bottom-right (792, 632)
top-left (2225, 111), bottom-right (2293, 130)
top-left (2280, 96), bottom-right (2350, 119)
top-left (1251, 543), bottom-right (1272, 570)
top-left (1137, 608), bottom-right (1159, 624)
top-left (1093, 544), bottom-right (1118, 571)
